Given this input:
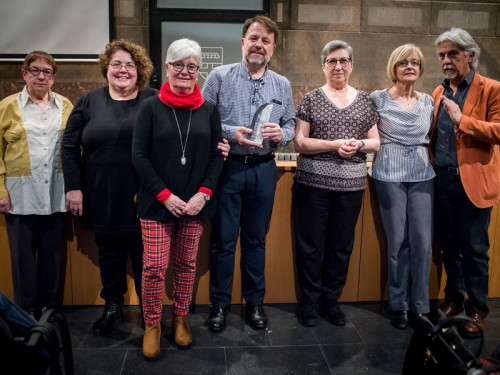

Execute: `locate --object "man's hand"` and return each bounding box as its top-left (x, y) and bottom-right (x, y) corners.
top-left (441, 95), bottom-right (462, 125)
top-left (235, 126), bottom-right (263, 148)
top-left (261, 122), bottom-right (283, 143)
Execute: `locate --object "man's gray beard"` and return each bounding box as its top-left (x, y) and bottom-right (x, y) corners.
top-left (244, 53), bottom-right (268, 67)
top-left (444, 72), bottom-right (457, 80)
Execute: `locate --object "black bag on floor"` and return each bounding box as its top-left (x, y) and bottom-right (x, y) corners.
top-left (0, 293), bottom-right (74, 375)
top-left (402, 308), bottom-right (500, 375)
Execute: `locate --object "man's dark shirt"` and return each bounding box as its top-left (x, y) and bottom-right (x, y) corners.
top-left (434, 69), bottom-right (475, 167)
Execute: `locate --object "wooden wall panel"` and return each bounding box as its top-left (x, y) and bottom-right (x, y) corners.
top-left (488, 205), bottom-right (499, 297)
top-left (1, 167), bottom-right (499, 306)
top-left (357, 178), bottom-right (389, 301)
top-left (264, 169), bottom-right (297, 303)
top-left (0, 216), bottom-right (13, 298)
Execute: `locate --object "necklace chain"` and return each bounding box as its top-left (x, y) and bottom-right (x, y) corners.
top-left (172, 108), bottom-right (192, 166)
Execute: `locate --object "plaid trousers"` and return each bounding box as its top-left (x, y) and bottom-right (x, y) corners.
top-left (140, 217), bottom-right (203, 324)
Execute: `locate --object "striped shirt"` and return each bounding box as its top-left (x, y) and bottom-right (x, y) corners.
top-left (369, 89), bottom-right (435, 182)
top-left (201, 61), bottom-right (295, 155)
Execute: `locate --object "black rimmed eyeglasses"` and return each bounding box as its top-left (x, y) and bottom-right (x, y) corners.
top-left (171, 62), bottom-right (199, 74)
top-left (26, 67), bottom-right (54, 78)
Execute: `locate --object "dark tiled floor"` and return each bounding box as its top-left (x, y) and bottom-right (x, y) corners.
top-left (62, 300), bottom-right (500, 374)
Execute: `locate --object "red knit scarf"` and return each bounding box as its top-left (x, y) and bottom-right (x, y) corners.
top-left (158, 81), bottom-right (204, 109)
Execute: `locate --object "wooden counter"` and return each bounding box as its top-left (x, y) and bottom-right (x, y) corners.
top-left (1, 163), bottom-right (499, 305)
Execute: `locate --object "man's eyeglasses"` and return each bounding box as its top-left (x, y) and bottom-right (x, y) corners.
top-left (26, 67), bottom-right (54, 78)
top-left (396, 59), bottom-right (421, 68)
top-left (109, 61), bottom-right (137, 71)
top-left (324, 58), bottom-right (351, 68)
top-left (171, 62), bottom-right (199, 74)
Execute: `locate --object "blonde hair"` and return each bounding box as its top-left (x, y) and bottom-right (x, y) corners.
top-left (386, 44), bottom-right (424, 84)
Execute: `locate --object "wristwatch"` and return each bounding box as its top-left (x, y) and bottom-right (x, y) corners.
top-left (201, 192), bottom-right (210, 201)
top-left (358, 140), bottom-right (365, 151)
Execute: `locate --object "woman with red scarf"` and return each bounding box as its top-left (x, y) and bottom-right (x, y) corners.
top-left (132, 38), bottom-right (224, 360)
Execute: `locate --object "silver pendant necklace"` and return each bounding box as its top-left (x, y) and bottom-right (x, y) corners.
top-left (172, 108), bottom-right (192, 165)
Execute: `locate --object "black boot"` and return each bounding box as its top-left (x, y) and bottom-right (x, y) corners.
top-left (93, 301), bottom-right (123, 336)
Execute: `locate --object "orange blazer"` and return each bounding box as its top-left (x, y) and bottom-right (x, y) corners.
top-left (429, 72), bottom-right (500, 208)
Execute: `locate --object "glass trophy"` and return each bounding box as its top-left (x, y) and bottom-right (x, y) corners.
top-left (247, 99), bottom-right (282, 145)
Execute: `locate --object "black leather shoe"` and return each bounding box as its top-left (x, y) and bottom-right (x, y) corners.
top-left (391, 310), bottom-right (409, 330)
top-left (93, 301), bottom-right (123, 336)
top-left (207, 306), bottom-right (229, 332)
top-left (320, 301), bottom-right (346, 326)
top-left (245, 305), bottom-right (267, 329)
top-left (300, 304), bottom-right (318, 327)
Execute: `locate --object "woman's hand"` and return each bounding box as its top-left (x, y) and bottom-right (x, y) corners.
top-left (66, 190), bottom-right (83, 216)
top-left (218, 138), bottom-right (230, 160)
top-left (182, 192), bottom-right (206, 216)
top-left (164, 194), bottom-right (187, 218)
top-left (338, 138), bottom-right (359, 159)
top-left (0, 195), bottom-right (12, 214)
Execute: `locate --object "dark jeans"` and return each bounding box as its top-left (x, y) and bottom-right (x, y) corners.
top-left (95, 231), bottom-right (143, 305)
top-left (209, 158), bottom-right (277, 307)
top-left (292, 182), bottom-right (364, 304)
top-left (5, 213), bottom-right (65, 314)
top-left (435, 168), bottom-right (492, 317)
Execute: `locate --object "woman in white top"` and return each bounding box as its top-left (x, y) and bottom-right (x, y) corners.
top-left (369, 44), bottom-right (435, 329)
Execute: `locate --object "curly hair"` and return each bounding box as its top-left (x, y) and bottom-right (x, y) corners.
top-left (22, 51), bottom-right (57, 74)
top-left (98, 39), bottom-right (154, 89)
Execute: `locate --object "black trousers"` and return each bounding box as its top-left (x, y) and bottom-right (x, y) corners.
top-left (434, 168), bottom-right (492, 317)
top-left (292, 182), bottom-right (364, 304)
top-left (94, 231), bottom-right (143, 305)
top-left (6, 213), bottom-right (65, 314)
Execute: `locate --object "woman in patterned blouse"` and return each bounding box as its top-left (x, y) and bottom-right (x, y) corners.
top-left (293, 40), bottom-right (380, 327)
top-left (369, 44), bottom-right (435, 330)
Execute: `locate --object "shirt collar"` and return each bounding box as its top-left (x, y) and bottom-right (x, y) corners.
top-left (441, 69), bottom-right (475, 90)
top-left (20, 86), bottom-right (59, 109)
top-left (240, 61), bottom-right (269, 83)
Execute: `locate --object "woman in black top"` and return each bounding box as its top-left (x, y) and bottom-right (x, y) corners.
top-left (132, 38), bottom-right (223, 359)
top-left (62, 40), bottom-right (156, 335)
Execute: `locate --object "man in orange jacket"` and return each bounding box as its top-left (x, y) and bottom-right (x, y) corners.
top-left (429, 27), bottom-right (500, 336)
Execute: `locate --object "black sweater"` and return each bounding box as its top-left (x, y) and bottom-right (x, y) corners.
top-left (132, 96), bottom-right (223, 222)
top-left (62, 86), bottom-right (158, 232)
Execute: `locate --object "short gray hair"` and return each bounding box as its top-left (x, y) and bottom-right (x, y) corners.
top-left (320, 40), bottom-right (353, 64)
top-left (434, 28), bottom-right (480, 69)
top-left (165, 38), bottom-right (202, 66)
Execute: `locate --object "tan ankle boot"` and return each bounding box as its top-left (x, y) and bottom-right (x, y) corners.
top-left (143, 322), bottom-right (161, 360)
top-left (172, 313), bottom-right (192, 349)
